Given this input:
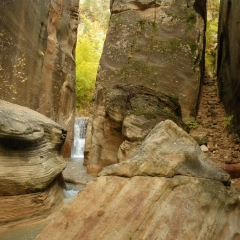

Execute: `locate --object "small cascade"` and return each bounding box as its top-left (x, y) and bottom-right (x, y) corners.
top-left (71, 117), bottom-right (88, 159)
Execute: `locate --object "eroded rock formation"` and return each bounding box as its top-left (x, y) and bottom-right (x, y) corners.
top-left (85, 0), bottom-right (206, 174)
top-left (36, 120), bottom-right (240, 240)
top-left (85, 84), bottom-right (187, 175)
top-left (0, 100), bottom-right (66, 226)
top-left (217, 0), bottom-right (240, 133)
top-left (0, 0), bottom-right (79, 157)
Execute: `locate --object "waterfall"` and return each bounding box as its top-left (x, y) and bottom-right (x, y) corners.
top-left (71, 118), bottom-right (88, 159)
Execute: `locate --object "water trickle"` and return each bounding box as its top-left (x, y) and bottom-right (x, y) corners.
top-left (71, 118), bottom-right (88, 159)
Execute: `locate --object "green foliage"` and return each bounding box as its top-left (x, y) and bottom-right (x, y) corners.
top-left (75, 36), bottom-right (100, 111)
top-left (186, 13), bottom-right (196, 24)
top-left (223, 115), bottom-right (233, 129)
top-left (76, 0), bottom-right (110, 115)
top-left (186, 12), bottom-right (197, 30)
top-left (80, 0), bottom-right (110, 32)
top-left (185, 120), bottom-right (199, 129)
top-left (205, 1), bottom-right (219, 77)
top-left (138, 20), bottom-right (146, 31)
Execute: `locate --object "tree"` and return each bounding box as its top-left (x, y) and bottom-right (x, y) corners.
top-left (75, 0), bottom-right (110, 115)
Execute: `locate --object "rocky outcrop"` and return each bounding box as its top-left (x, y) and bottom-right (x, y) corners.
top-left (36, 120), bottom-right (240, 240)
top-left (0, 0), bottom-right (79, 157)
top-left (98, 0), bottom-right (206, 120)
top-left (85, 0), bottom-right (206, 174)
top-left (0, 100), bottom-right (66, 225)
top-left (217, 0), bottom-right (240, 134)
top-left (85, 84), bottom-right (187, 175)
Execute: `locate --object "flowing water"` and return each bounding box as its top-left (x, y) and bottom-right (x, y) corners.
top-left (71, 117), bottom-right (88, 159)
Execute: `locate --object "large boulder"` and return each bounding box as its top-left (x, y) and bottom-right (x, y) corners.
top-left (85, 84), bottom-right (187, 175)
top-left (0, 0), bottom-right (79, 157)
top-left (0, 100), bottom-right (66, 226)
top-left (36, 120), bottom-right (240, 240)
top-left (217, 0), bottom-right (240, 133)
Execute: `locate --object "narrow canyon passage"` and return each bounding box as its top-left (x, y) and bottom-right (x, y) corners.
top-left (2, 0), bottom-right (240, 239)
top-left (191, 76), bottom-right (240, 190)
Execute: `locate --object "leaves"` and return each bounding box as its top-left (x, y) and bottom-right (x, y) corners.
top-left (75, 0), bottom-right (110, 114)
top-left (205, 1), bottom-right (219, 77)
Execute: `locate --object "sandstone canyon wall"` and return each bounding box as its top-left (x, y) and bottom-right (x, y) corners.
top-left (0, 0), bottom-right (79, 157)
top-left (0, 100), bottom-right (66, 227)
top-left (217, 0), bottom-right (240, 133)
top-left (37, 121), bottom-right (240, 240)
top-left (85, 0), bottom-right (206, 174)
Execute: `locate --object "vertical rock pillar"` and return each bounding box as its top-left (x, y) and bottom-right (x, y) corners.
top-left (217, 0), bottom-right (240, 133)
top-left (85, 0), bottom-right (206, 174)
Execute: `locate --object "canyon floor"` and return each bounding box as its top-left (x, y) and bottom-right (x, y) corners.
top-left (190, 77), bottom-right (240, 191)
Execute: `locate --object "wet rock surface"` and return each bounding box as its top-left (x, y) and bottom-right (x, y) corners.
top-left (36, 120), bottom-right (240, 240)
top-left (63, 158), bottom-right (95, 185)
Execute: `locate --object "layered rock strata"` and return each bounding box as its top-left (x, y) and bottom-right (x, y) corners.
top-left (217, 0), bottom-right (240, 133)
top-left (37, 120), bottom-right (240, 240)
top-left (85, 84), bottom-right (187, 175)
top-left (0, 0), bottom-right (79, 156)
top-left (0, 100), bottom-right (66, 226)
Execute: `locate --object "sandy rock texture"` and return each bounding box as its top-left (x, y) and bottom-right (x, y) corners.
top-left (0, 100), bottom-right (66, 226)
top-left (99, 0), bottom-right (206, 120)
top-left (218, 0), bottom-right (240, 134)
top-left (85, 84), bottom-right (187, 175)
top-left (37, 120), bottom-right (240, 240)
top-left (0, 0), bottom-right (79, 157)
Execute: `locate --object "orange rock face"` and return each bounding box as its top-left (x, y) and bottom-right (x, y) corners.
top-left (0, 0), bottom-right (79, 157)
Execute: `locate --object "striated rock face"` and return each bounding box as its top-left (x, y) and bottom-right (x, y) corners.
top-left (217, 0), bottom-right (240, 133)
top-left (0, 0), bottom-right (79, 157)
top-left (85, 84), bottom-right (187, 175)
top-left (0, 100), bottom-right (66, 225)
top-left (36, 120), bottom-right (240, 240)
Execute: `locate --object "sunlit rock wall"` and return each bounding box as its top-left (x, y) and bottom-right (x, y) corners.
top-left (85, 0), bottom-right (206, 174)
top-left (217, 0), bottom-right (240, 133)
top-left (0, 0), bottom-right (79, 157)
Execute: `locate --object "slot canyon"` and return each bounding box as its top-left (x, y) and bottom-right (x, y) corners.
top-left (1, 0), bottom-right (240, 239)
